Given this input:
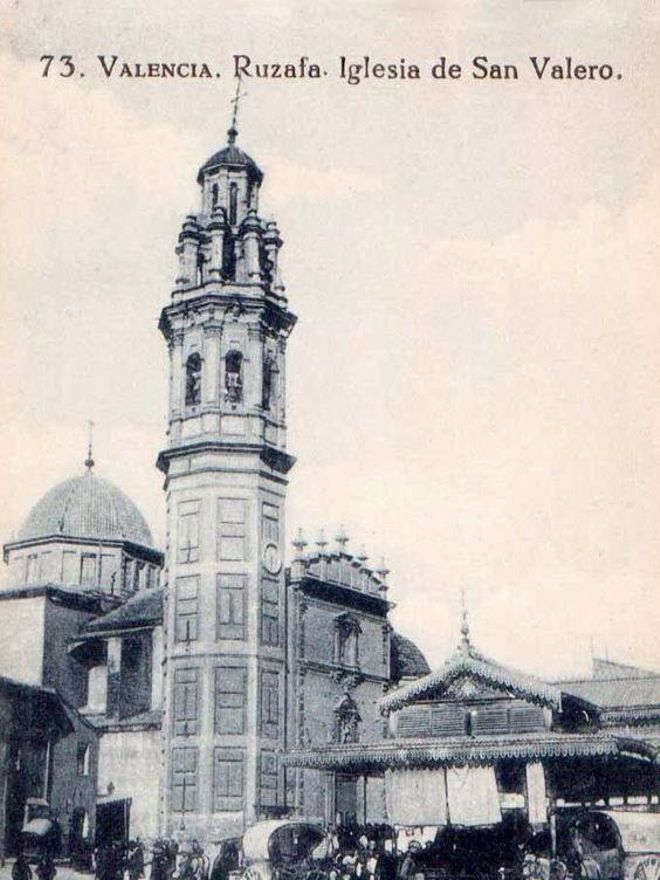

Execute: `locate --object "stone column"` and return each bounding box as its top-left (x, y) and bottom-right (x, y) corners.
top-left (264, 223), bottom-right (284, 294)
top-left (179, 217), bottom-right (200, 287)
top-left (246, 325), bottom-right (263, 413)
top-left (202, 326), bottom-right (221, 404)
top-left (106, 637), bottom-right (122, 719)
top-left (242, 211), bottom-right (262, 281)
top-left (170, 331), bottom-right (184, 416)
top-left (208, 209), bottom-right (226, 280)
top-left (151, 627), bottom-right (164, 711)
top-left (325, 772), bottom-right (337, 827)
top-left (278, 338), bottom-right (287, 428)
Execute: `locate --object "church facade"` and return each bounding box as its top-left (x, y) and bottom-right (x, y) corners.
top-left (1, 127), bottom-right (658, 864)
top-left (0, 127), bottom-right (430, 859)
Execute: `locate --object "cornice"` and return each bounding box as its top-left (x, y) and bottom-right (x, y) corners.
top-left (159, 291), bottom-right (296, 340)
top-left (298, 657), bottom-right (389, 686)
top-left (291, 576), bottom-right (391, 617)
top-left (3, 535), bottom-right (163, 566)
top-left (157, 440), bottom-right (295, 477)
top-left (0, 584), bottom-right (121, 613)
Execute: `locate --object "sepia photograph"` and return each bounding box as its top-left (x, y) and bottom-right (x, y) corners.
top-left (0, 3), bottom-right (658, 880)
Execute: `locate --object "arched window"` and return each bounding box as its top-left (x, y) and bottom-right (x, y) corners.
top-left (229, 182), bottom-right (238, 225)
top-left (196, 252), bottom-right (205, 286)
top-left (225, 350), bottom-right (243, 403)
top-left (334, 614), bottom-right (361, 668)
top-left (76, 742), bottom-right (91, 776)
top-left (262, 352), bottom-right (277, 411)
top-left (211, 183), bottom-right (219, 207)
top-left (185, 353), bottom-right (202, 406)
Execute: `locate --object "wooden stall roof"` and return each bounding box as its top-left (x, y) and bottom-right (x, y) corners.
top-left (283, 732), bottom-right (659, 771)
top-left (379, 641), bottom-right (562, 715)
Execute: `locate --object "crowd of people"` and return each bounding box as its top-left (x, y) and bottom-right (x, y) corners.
top-left (10, 817), bottom-right (546, 880)
top-left (94, 838), bottom-right (210, 880)
top-left (11, 850), bottom-right (57, 880)
top-left (308, 823), bottom-right (400, 880)
top-left (305, 820), bottom-right (543, 880)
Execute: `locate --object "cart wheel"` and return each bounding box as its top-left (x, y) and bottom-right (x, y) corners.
top-left (550, 860), bottom-right (568, 880)
top-left (243, 867), bottom-right (263, 880)
top-left (634, 858), bottom-right (660, 880)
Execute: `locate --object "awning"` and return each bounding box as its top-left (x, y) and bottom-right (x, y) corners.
top-left (283, 733), bottom-right (657, 771)
top-left (384, 766), bottom-right (502, 827)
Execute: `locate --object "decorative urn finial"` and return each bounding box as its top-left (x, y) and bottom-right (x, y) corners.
top-left (84, 420), bottom-right (95, 473)
top-left (292, 528), bottom-right (308, 559)
top-left (335, 525), bottom-right (349, 550)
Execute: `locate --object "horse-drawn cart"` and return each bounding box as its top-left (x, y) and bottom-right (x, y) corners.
top-left (224, 819), bottom-right (328, 880)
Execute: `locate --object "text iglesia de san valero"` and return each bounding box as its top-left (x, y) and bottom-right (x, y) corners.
top-left (0, 124), bottom-right (658, 869)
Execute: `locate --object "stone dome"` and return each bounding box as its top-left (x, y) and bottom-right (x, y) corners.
top-left (390, 631), bottom-right (431, 683)
top-left (197, 128), bottom-right (263, 185)
top-left (16, 473), bottom-right (154, 549)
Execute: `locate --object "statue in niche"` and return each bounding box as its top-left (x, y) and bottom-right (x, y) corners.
top-left (262, 352), bottom-right (277, 410)
top-left (225, 350), bottom-right (243, 403)
top-left (334, 694), bottom-right (361, 744)
top-left (185, 353), bottom-right (202, 406)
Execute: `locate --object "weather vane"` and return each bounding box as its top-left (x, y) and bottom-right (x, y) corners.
top-left (85, 420), bottom-right (95, 472)
top-left (228, 74), bottom-right (247, 142)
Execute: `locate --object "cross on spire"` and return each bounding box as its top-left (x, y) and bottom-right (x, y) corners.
top-left (228, 75), bottom-right (247, 144)
top-left (85, 420), bottom-right (95, 473)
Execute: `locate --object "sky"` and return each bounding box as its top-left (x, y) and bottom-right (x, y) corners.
top-left (1, 0), bottom-right (659, 678)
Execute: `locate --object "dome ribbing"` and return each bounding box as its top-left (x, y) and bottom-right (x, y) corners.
top-left (17, 473), bottom-right (153, 549)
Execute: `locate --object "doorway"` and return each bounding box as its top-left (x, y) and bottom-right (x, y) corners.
top-left (95, 799), bottom-right (130, 848)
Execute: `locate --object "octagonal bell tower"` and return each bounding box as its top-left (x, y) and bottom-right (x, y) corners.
top-left (158, 125), bottom-right (296, 843)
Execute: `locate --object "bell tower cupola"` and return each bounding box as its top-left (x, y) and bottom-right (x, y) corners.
top-left (158, 114), bottom-right (296, 843)
top-left (159, 122), bottom-right (294, 459)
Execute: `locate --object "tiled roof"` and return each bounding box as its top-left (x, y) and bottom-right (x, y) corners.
top-left (0, 675), bottom-right (74, 731)
top-left (380, 642), bottom-right (562, 714)
top-left (82, 587), bottom-right (163, 634)
top-left (592, 658), bottom-right (657, 680)
top-left (558, 676), bottom-right (660, 711)
top-left (84, 709), bottom-right (162, 732)
top-left (197, 142), bottom-right (263, 185)
top-left (14, 473), bottom-right (154, 548)
top-left (390, 631), bottom-right (431, 682)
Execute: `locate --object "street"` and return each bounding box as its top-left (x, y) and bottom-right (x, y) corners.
top-left (0, 864), bottom-right (92, 880)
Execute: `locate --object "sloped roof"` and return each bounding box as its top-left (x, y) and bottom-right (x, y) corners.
top-left (82, 587), bottom-right (163, 634)
top-left (0, 676), bottom-right (73, 732)
top-left (592, 657), bottom-right (658, 681)
top-left (390, 631), bottom-right (431, 682)
top-left (84, 708), bottom-right (162, 732)
top-left (380, 642), bottom-right (561, 714)
top-left (558, 676), bottom-right (660, 711)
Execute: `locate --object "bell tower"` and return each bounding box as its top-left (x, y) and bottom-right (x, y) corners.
top-left (158, 121), bottom-right (296, 842)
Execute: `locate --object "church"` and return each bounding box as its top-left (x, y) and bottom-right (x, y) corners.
top-left (0, 125), bottom-right (658, 864)
top-left (0, 123), bottom-right (431, 860)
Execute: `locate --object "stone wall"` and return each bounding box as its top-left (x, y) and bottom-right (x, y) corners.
top-left (97, 728), bottom-right (161, 842)
top-left (0, 596), bottom-right (46, 685)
